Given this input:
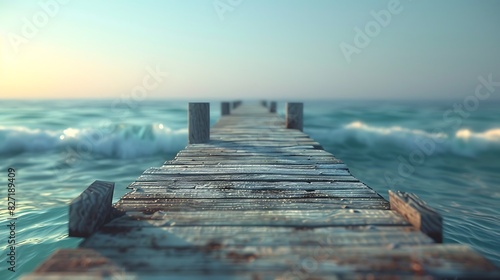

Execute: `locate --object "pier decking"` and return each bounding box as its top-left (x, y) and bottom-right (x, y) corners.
top-left (24, 102), bottom-right (499, 279)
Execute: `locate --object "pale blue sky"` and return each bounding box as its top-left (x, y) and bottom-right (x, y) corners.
top-left (1, 0), bottom-right (499, 99)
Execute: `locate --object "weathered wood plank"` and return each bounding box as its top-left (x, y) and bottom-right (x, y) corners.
top-left (210, 134), bottom-right (308, 139)
top-left (22, 274), bottom-right (131, 280)
top-left (135, 173), bottom-right (360, 182)
top-left (128, 180), bottom-right (369, 190)
top-left (191, 141), bottom-right (321, 146)
top-left (82, 226), bottom-right (432, 249)
top-left (42, 245), bottom-right (499, 278)
top-left (122, 188), bottom-right (381, 199)
top-left (161, 163), bottom-right (348, 169)
top-left (208, 136), bottom-right (308, 141)
top-left (16, 272), bottom-right (492, 280)
top-left (142, 167), bottom-right (351, 176)
top-left (213, 120), bottom-right (286, 124)
top-left (211, 128), bottom-right (303, 132)
top-left (172, 156), bottom-right (343, 164)
top-left (114, 198), bottom-right (390, 212)
top-left (189, 140), bottom-right (321, 145)
top-left (174, 152), bottom-right (337, 157)
top-left (169, 158), bottom-right (344, 165)
top-left (107, 209), bottom-right (409, 227)
top-left (176, 149), bottom-right (333, 156)
top-left (184, 143), bottom-right (322, 147)
top-left (184, 144), bottom-right (322, 150)
top-left (69, 180), bottom-right (114, 238)
top-left (197, 134), bottom-right (314, 138)
top-left (389, 190), bottom-right (443, 243)
top-left (210, 131), bottom-right (308, 135)
top-left (154, 164), bottom-right (348, 170)
top-left (31, 249), bottom-right (125, 275)
top-left (210, 133), bottom-right (302, 137)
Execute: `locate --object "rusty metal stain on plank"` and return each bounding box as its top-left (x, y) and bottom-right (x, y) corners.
top-left (60, 245), bottom-right (500, 277)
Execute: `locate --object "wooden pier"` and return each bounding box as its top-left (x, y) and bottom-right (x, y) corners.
top-left (24, 102), bottom-right (499, 279)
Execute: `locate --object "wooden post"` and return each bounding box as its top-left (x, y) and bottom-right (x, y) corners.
top-left (286, 102), bottom-right (303, 131)
top-left (233, 100), bottom-right (242, 109)
top-left (270, 101), bottom-right (277, 113)
top-left (389, 190), bottom-right (443, 243)
top-left (262, 100), bottom-right (268, 107)
top-left (221, 102), bottom-right (230, 116)
top-left (69, 180), bottom-right (115, 238)
top-left (189, 102), bottom-right (210, 144)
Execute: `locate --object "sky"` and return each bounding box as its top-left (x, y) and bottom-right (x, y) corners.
top-left (0, 0), bottom-right (499, 100)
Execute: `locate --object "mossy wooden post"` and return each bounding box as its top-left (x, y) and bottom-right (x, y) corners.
top-left (286, 102), bottom-right (303, 131)
top-left (270, 101), bottom-right (277, 113)
top-left (389, 190), bottom-right (443, 243)
top-left (69, 180), bottom-right (114, 237)
top-left (221, 102), bottom-right (230, 116)
top-left (189, 102), bottom-right (210, 144)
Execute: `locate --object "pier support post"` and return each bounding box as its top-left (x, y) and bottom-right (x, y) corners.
top-left (389, 190), bottom-right (443, 243)
top-left (233, 100), bottom-right (242, 109)
top-left (69, 180), bottom-right (115, 237)
top-left (286, 102), bottom-right (303, 131)
top-left (270, 101), bottom-right (277, 113)
top-left (221, 102), bottom-right (230, 116)
top-left (189, 102), bottom-right (210, 144)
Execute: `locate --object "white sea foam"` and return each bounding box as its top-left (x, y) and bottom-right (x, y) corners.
top-left (456, 128), bottom-right (500, 142)
top-left (2, 121), bottom-right (500, 158)
top-left (0, 124), bottom-right (188, 158)
top-left (307, 121), bottom-right (500, 157)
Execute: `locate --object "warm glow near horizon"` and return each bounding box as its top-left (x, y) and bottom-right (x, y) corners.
top-left (1, 0), bottom-right (500, 100)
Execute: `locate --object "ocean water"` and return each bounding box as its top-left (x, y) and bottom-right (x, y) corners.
top-left (0, 99), bottom-right (499, 279)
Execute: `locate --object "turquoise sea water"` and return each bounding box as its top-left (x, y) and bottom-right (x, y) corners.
top-left (0, 99), bottom-right (499, 279)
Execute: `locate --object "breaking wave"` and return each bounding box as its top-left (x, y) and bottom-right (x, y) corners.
top-left (2, 121), bottom-right (499, 159)
top-left (307, 121), bottom-right (500, 157)
top-left (0, 124), bottom-right (187, 158)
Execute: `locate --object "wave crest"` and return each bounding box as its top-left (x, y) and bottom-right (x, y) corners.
top-left (308, 121), bottom-right (500, 157)
top-left (3, 122), bottom-right (499, 159)
top-left (0, 124), bottom-right (187, 158)
top-left (456, 128), bottom-right (500, 142)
